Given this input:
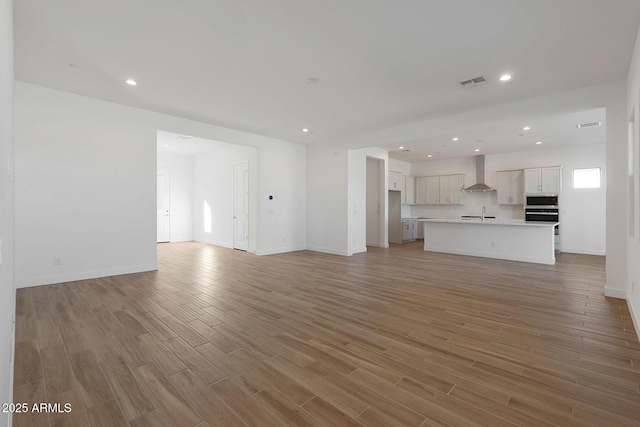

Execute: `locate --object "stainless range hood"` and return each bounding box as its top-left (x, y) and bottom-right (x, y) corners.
top-left (463, 155), bottom-right (496, 192)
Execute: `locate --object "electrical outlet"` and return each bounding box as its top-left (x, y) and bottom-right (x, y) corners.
top-left (53, 257), bottom-right (62, 266)
top-left (491, 242), bottom-right (496, 248)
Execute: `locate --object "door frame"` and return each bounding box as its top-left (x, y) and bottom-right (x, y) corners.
top-left (157, 168), bottom-right (171, 243)
top-left (233, 162), bottom-right (249, 250)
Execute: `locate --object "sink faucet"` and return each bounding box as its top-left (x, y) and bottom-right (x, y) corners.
top-left (482, 205), bottom-right (486, 222)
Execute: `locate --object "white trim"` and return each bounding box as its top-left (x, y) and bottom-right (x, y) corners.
top-left (15, 263), bottom-right (158, 288)
top-left (351, 246), bottom-right (368, 254)
top-left (366, 241), bottom-right (388, 248)
top-left (561, 248), bottom-right (606, 256)
top-left (194, 238), bottom-right (233, 249)
top-left (603, 287), bottom-right (627, 299)
top-left (169, 237), bottom-right (194, 243)
top-left (628, 298), bottom-right (640, 343)
top-left (255, 246), bottom-right (306, 256)
top-left (307, 246), bottom-right (351, 256)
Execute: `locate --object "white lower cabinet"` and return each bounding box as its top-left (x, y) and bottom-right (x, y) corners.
top-left (402, 218), bottom-right (419, 242)
top-left (402, 219), bottom-right (412, 242)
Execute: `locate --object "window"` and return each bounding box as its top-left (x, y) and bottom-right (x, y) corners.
top-left (573, 168), bottom-right (601, 189)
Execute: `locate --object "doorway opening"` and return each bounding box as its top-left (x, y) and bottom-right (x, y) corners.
top-left (156, 130), bottom-right (257, 252)
top-left (157, 168), bottom-right (170, 243)
top-left (366, 157), bottom-right (386, 247)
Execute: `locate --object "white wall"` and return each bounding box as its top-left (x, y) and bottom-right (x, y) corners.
top-left (307, 144), bottom-right (349, 255)
top-left (157, 151), bottom-right (194, 242)
top-left (257, 143), bottom-right (307, 255)
top-left (193, 143), bottom-right (257, 251)
top-left (604, 82), bottom-right (631, 300)
top-left (14, 82), bottom-right (307, 287)
top-left (0, 0), bottom-right (14, 424)
top-left (626, 27), bottom-right (640, 339)
top-left (347, 147), bottom-right (388, 255)
top-left (14, 84), bottom-right (158, 287)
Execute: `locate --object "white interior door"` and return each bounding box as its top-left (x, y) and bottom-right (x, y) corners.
top-left (233, 163), bottom-right (249, 250)
top-left (157, 170), bottom-right (170, 243)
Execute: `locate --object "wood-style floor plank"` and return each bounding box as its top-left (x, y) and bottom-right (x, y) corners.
top-left (12, 241), bottom-right (640, 426)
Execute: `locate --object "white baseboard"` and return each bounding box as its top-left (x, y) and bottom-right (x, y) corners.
top-left (628, 298), bottom-right (640, 343)
top-left (366, 241), bottom-right (389, 248)
top-left (255, 246), bottom-right (306, 256)
top-left (193, 236), bottom-right (233, 249)
top-left (15, 263), bottom-right (158, 288)
top-left (561, 248), bottom-right (606, 256)
top-left (169, 237), bottom-right (194, 243)
top-left (350, 246), bottom-right (367, 255)
top-left (307, 246), bottom-right (351, 256)
top-left (603, 287), bottom-right (627, 299)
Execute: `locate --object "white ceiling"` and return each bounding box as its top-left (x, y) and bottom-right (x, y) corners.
top-left (13, 0), bottom-right (640, 159)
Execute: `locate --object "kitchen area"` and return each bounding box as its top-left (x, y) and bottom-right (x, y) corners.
top-left (388, 155), bottom-right (563, 264)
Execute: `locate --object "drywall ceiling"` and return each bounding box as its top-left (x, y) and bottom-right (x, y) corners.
top-left (13, 0), bottom-right (640, 156)
top-left (387, 108), bottom-right (607, 162)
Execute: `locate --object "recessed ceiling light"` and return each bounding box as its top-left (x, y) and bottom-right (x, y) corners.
top-left (499, 74), bottom-right (512, 82)
top-left (536, 141), bottom-right (543, 145)
top-left (427, 154), bottom-right (433, 158)
top-left (452, 137), bottom-right (459, 141)
top-left (474, 148), bottom-right (480, 152)
top-left (126, 79), bottom-right (137, 86)
top-left (306, 77), bottom-right (319, 84)
top-left (398, 146), bottom-right (405, 150)
top-left (163, 144), bottom-right (169, 147)
top-left (302, 128), bottom-right (310, 133)
top-left (69, 64), bottom-right (79, 69)
top-left (523, 126), bottom-right (531, 131)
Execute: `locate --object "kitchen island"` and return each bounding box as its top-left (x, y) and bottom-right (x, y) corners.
top-left (419, 218), bottom-right (558, 265)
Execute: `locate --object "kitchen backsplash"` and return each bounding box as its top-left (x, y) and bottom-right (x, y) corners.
top-left (406, 192), bottom-right (525, 220)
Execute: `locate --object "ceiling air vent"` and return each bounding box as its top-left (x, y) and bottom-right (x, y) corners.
top-left (459, 76), bottom-right (487, 88)
top-left (577, 121), bottom-right (602, 129)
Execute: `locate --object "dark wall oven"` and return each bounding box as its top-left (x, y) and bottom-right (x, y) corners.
top-left (525, 195), bottom-right (558, 207)
top-left (525, 195), bottom-right (560, 250)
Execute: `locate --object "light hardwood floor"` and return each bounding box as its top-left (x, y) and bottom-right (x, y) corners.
top-left (12, 241), bottom-right (640, 426)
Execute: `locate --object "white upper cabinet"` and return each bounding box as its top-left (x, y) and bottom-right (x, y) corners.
top-left (415, 177), bottom-right (427, 204)
top-left (388, 171), bottom-right (405, 192)
top-left (438, 174), bottom-right (464, 205)
top-left (497, 170), bottom-right (524, 205)
top-left (404, 175), bottom-right (415, 205)
top-left (426, 176), bottom-right (440, 205)
top-left (524, 167), bottom-right (561, 194)
top-left (415, 174), bottom-right (463, 205)
top-left (389, 172), bottom-right (414, 204)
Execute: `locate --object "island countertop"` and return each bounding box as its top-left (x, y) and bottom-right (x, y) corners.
top-left (420, 218), bottom-right (557, 264)
top-left (418, 218), bottom-right (558, 227)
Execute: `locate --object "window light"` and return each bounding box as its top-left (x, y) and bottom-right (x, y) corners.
top-left (573, 168), bottom-right (601, 189)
